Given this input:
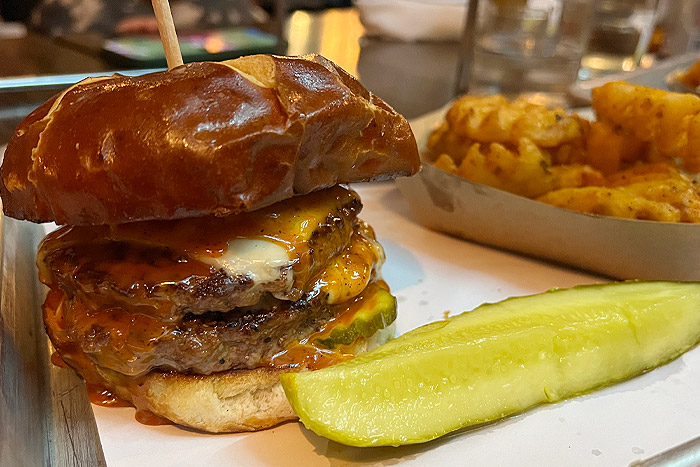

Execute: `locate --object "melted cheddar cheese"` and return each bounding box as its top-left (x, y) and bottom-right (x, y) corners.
top-left (38, 185), bottom-right (364, 316)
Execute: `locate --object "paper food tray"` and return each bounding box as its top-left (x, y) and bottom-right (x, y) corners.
top-left (397, 108), bottom-right (700, 281)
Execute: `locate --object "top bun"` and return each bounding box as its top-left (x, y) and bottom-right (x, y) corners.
top-left (0, 54), bottom-right (419, 225)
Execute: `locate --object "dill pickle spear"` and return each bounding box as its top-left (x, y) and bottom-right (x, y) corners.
top-left (281, 281), bottom-right (700, 447)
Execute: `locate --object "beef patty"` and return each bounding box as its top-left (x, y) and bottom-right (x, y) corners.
top-left (42, 220), bottom-right (385, 377)
top-left (45, 287), bottom-right (344, 377)
top-left (37, 186), bottom-right (363, 322)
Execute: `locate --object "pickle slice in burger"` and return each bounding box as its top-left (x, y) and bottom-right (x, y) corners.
top-left (314, 283), bottom-right (397, 349)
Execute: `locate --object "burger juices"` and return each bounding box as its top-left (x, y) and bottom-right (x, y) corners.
top-left (0, 55), bottom-right (419, 432)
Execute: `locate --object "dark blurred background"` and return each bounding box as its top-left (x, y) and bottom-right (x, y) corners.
top-left (0, 0), bottom-right (353, 35)
top-left (0, 0), bottom-right (35, 22)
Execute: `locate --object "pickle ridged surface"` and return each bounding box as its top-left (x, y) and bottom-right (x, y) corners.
top-left (281, 282), bottom-right (700, 447)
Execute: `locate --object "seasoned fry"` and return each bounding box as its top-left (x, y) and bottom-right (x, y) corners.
top-left (454, 139), bottom-right (556, 198)
top-left (443, 95), bottom-right (587, 149)
top-left (592, 81), bottom-right (700, 172)
top-left (536, 187), bottom-right (683, 222)
top-left (676, 56), bottom-right (700, 89)
top-left (427, 121), bottom-right (473, 165)
top-left (606, 163), bottom-right (681, 185)
top-left (607, 164), bottom-right (700, 223)
top-left (538, 164), bottom-right (700, 222)
top-left (550, 165), bottom-right (606, 190)
top-left (430, 87), bottom-right (700, 223)
top-left (428, 96), bottom-right (597, 175)
top-left (433, 137), bottom-right (602, 198)
top-left (585, 121), bottom-right (645, 174)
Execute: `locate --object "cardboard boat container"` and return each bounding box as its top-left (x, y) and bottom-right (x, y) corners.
top-left (396, 108), bottom-right (700, 281)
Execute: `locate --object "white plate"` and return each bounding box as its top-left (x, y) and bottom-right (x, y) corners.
top-left (6, 154), bottom-right (700, 466)
top-left (82, 179), bottom-right (700, 466)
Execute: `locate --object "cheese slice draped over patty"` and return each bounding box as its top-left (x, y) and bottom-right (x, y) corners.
top-left (37, 185), bottom-right (378, 322)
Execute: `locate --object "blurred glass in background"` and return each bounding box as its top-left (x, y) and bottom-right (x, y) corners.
top-left (579, 0), bottom-right (663, 79)
top-left (682, 0), bottom-right (700, 51)
top-left (469, 0), bottom-right (593, 99)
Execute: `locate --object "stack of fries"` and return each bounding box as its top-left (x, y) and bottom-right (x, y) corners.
top-left (428, 82), bottom-right (700, 223)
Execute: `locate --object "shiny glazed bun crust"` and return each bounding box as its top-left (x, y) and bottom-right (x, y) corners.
top-left (0, 54), bottom-right (419, 225)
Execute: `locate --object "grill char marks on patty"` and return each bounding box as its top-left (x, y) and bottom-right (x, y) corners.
top-left (37, 186), bottom-right (362, 322)
top-left (44, 288), bottom-right (337, 377)
top-left (41, 241), bottom-right (292, 322)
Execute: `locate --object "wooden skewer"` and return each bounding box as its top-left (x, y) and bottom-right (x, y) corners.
top-left (151, 0), bottom-right (183, 69)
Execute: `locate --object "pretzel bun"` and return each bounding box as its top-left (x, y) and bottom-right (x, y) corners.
top-left (0, 54), bottom-right (419, 225)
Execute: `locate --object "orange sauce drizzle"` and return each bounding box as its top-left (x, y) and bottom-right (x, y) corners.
top-left (135, 409), bottom-right (172, 426)
top-left (269, 342), bottom-right (355, 371)
top-left (50, 351), bottom-right (69, 368)
top-left (87, 382), bottom-right (172, 426)
top-left (86, 383), bottom-right (132, 407)
top-left (40, 185), bottom-right (358, 262)
top-left (268, 281), bottom-right (391, 371)
top-left (314, 280), bottom-right (387, 336)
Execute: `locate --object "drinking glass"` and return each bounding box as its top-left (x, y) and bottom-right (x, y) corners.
top-left (469, 0), bottom-right (594, 98)
top-left (579, 0), bottom-right (661, 79)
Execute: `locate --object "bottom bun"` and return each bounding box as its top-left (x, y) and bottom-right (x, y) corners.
top-left (140, 367), bottom-right (299, 432)
top-left (116, 323), bottom-right (396, 433)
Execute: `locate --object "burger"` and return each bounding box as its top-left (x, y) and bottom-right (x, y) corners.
top-left (0, 54), bottom-right (419, 432)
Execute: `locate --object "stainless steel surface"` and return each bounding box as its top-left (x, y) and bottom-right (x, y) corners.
top-left (0, 217), bottom-right (106, 467)
top-left (0, 68), bottom-right (165, 93)
top-left (630, 435), bottom-right (700, 467)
